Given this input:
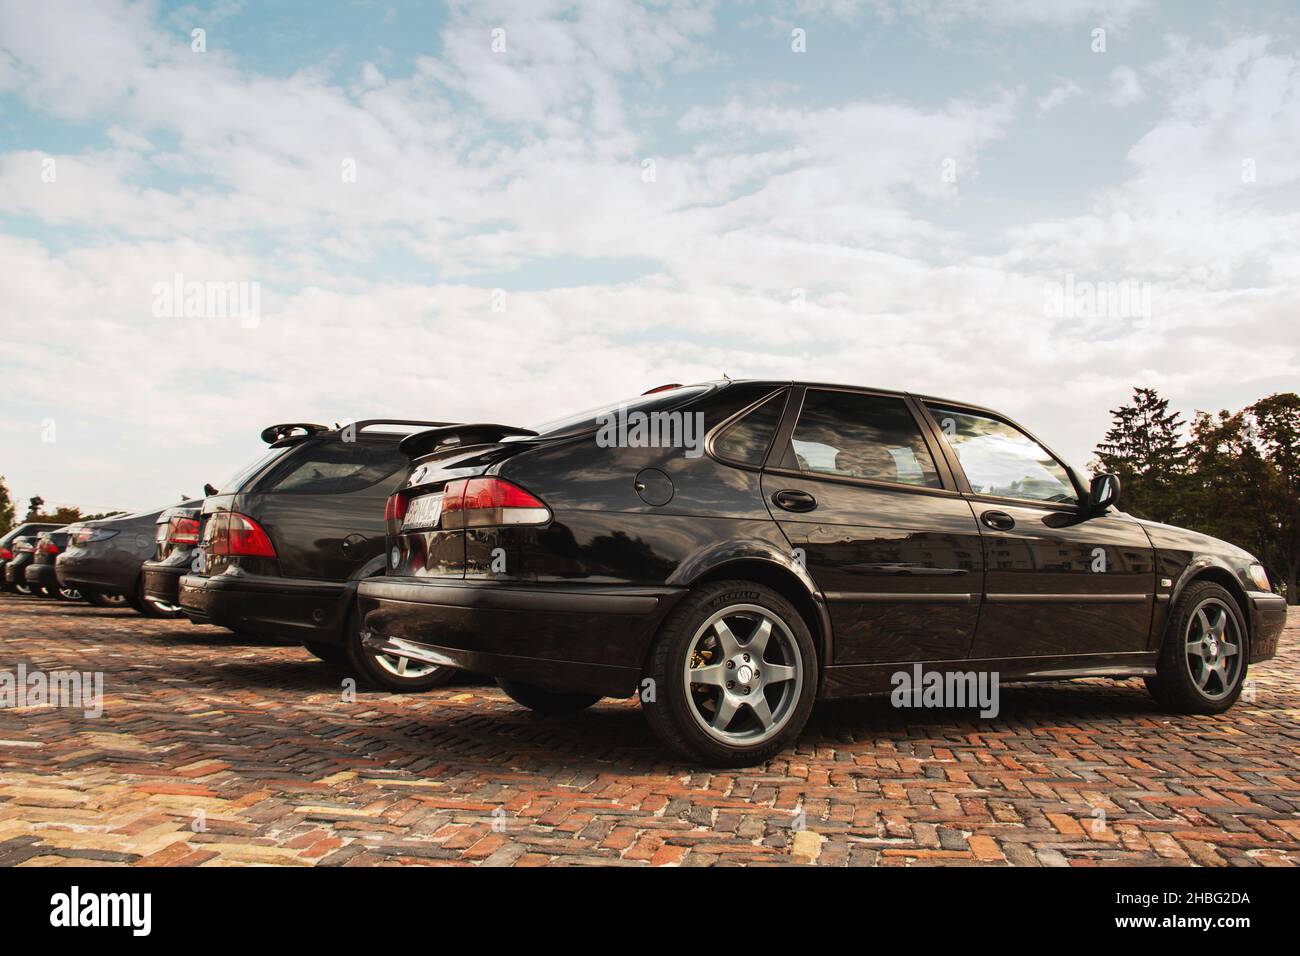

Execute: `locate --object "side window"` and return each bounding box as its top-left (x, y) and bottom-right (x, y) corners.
top-left (260, 441), bottom-right (408, 495)
top-left (788, 391), bottom-right (941, 488)
top-left (925, 405), bottom-right (1079, 505)
top-left (713, 391), bottom-right (786, 466)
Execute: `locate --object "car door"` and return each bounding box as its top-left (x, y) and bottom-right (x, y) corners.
top-left (762, 387), bottom-right (985, 665)
top-left (919, 401), bottom-right (1155, 661)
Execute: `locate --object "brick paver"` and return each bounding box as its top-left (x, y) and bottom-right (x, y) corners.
top-left (1, 594), bottom-right (1296, 866)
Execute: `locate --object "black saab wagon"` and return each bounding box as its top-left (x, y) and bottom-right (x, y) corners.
top-left (177, 420), bottom-right (460, 691)
top-left (358, 381), bottom-right (1287, 765)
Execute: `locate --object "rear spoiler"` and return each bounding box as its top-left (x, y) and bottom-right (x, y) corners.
top-left (260, 420), bottom-right (458, 447)
top-left (399, 423), bottom-right (539, 458)
top-left (261, 423), bottom-right (329, 445)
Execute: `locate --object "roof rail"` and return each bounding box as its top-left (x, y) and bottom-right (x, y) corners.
top-left (260, 423), bottom-right (329, 445)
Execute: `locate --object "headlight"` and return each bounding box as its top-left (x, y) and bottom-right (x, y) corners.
top-left (1247, 563), bottom-right (1270, 591)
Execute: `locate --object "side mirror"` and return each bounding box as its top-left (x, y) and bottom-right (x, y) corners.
top-left (1088, 473), bottom-right (1120, 514)
top-left (203, 483), bottom-right (218, 497)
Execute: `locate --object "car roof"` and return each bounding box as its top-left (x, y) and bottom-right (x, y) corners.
top-left (699, 378), bottom-right (986, 412)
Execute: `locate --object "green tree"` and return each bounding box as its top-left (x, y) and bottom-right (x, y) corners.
top-left (1248, 393), bottom-right (1300, 604)
top-left (0, 476), bottom-right (15, 536)
top-left (1093, 387), bottom-right (1189, 522)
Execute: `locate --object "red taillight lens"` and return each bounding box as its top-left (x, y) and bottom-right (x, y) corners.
top-left (168, 517), bottom-right (200, 546)
top-left (203, 512), bottom-right (276, 558)
top-left (441, 477), bottom-right (550, 528)
top-left (384, 493), bottom-right (408, 534)
top-left (37, 539), bottom-right (60, 555)
top-left (0, 547), bottom-right (13, 560)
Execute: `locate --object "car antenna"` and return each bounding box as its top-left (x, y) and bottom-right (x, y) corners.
top-left (722, 371), bottom-right (731, 381)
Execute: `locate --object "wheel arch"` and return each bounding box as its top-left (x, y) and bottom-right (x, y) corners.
top-left (1173, 561), bottom-right (1252, 641)
top-left (675, 553), bottom-right (832, 685)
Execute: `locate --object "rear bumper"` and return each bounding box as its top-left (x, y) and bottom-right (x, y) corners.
top-left (55, 551), bottom-right (137, 595)
top-left (4, 558), bottom-right (31, 585)
top-left (142, 560), bottom-right (187, 607)
top-left (27, 564), bottom-right (60, 590)
top-left (1248, 592), bottom-right (1288, 662)
top-left (356, 577), bottom-right (686, 698)
top-left (179, 571), bottom-right (346, 642)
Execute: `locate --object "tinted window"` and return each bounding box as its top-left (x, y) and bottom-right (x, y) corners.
top-left (926, 405), bottom-right (1078, 505)
top-left (713, 391), bottom-right (786, 466)
top-left (219, 445), bottom-right (292, 494)
top-left (260, 440), bottom-right (407, 495)
top-left (520, 385), bottom-right (713, 440)
top-left (789, 391), bottom-right (941, 488)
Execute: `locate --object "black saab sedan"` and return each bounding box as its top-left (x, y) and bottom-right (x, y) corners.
top-left (177, 420), bottom-right (459, 692)
top-left (358, 380), bottom-right (1288, 766)
top-left (27, 528), bottom-right (84, 600)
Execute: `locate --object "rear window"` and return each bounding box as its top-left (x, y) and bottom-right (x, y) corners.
top-left (219, 446), bottom-right (292, 494)
top-left (788, 390), bottom-right (941, 488)
top-left (519, 385), bottom-right (713, 441)
top-left (259, 440), bottom-right (408, 495)
top-left (712, 391), bottom-right (786, 466)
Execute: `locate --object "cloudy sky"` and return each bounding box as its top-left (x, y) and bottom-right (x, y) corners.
top-left (1, 0), bottom-right (1297, 513)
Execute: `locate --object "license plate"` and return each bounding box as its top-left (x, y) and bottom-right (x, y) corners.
top-left (402, 492), bottom-right (444, 531)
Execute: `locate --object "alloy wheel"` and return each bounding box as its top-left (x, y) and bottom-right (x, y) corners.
top-left (1184, 597), bottom-right (1243, 701)
top-left (58, 587), bottom-right (82, 600)
top-left (682, 603), bottom-right (803, 746)
top-left (370, 650), bottom-right (440, 680)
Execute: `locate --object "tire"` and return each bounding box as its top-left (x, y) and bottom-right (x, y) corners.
top-left (642, 580), bottom-right (817, 767)
top-left (305, 641), bottom-right (346, 665)
top-left (1144, 581), bottom-right (1249, 715)
top-left (497, 679), bottom-right (602, 715)
top-left (85, 590), bottom-right (129, 608)
top-left (128, 578), bottom-right (183, 619)
top-left (343, 605), bottom-right (456, 692)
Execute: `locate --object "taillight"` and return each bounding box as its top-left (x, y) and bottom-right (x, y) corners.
top-left (440, 477), bottom-right (550, 529)
top-left (0, 548), bottom-right (11, 560)
top-left (168, 517), bottom-right (200, 546)
top-left (37, 539), bottom-right (60, 555)
top-left (73, 527), bottom-right (118, 545)
top-left (203, 512), bottom-right (276, 558)
top-left (384, 493), bottom-right (408, 535)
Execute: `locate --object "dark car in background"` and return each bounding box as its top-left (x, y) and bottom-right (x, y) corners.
top-left (358, 380), bottom-right (1287, 766)
top-left (4, 535), bottom-right (43, 594)
top-left (58, 507), bottom-right (194, 615)
top-left (27, 528), bottom-right (84, 600)
top-left (141, 505), bottom-right (201, 613)
top-left (178, 421), bottom-right (459, 692)
top-left (1, 522), bottom-right (60, 592)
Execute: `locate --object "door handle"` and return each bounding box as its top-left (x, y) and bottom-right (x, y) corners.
top-left (772, 489), bottom-right (817, 513)
top-left (980, 510), bottom-right (1015, 531)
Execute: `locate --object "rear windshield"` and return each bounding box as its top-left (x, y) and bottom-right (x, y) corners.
top-left (517, 385), bottom-right (713, 441)
top-left (218, 446), bottom-right (293, 494)
top-left (257, 439), bottom-right (408, 495)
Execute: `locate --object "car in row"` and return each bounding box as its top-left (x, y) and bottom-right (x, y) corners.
top-left (3, 382), bottom-right (1288, 765)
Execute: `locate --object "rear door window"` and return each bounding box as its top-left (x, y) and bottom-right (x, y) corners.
top-left (712, 390), bottom-right (786, 466)
top-left (787, 390), bottom-right (941, 488)
top-left (219, 446), bottom-right (292, 494)
top-left (259, 440), bottom-right (408, 495)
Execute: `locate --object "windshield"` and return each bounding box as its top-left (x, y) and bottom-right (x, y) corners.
top-left (512, 385), bottom-right (713, 441)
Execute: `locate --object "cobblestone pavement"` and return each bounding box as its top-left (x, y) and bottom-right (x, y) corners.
top-left (0, 594), bottom-right (1296, 867)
